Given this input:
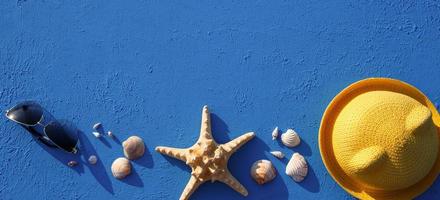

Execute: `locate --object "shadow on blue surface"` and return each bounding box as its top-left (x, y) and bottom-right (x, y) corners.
top-left (158, 112), bottom-right (297, 199)
top-left (133, 146), bottom-right (154, 168)
top-left (36, 121), bottom-right (116, 194)
top-left (120, 166), bottom-right (144, 187)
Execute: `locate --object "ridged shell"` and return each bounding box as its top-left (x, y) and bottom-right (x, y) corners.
top-left (281, 129), bottom-right (300, 147)
top-left (250, 159), bottom-right (277, 184)
top-left (123, 136), bottom-right (145, 160)
top-left (285, 153), bottom-right (308, 182)
top-left (271, 127), bottom-right (279, 140)
top-left (270, 151), bottom-right (285, 159)
top-left (88, 155), bottom-right (98, 165)
top-left (111, 157), bottom-right (132, 179)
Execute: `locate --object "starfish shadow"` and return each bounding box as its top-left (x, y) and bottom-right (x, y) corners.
top-left (191, 115), bottom-right (289, 200)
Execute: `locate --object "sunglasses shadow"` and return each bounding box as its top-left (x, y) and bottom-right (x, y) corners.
top-left (36, 124), bottom-right (114, 194)
top-left (77, 130), bottom-right (114, 194)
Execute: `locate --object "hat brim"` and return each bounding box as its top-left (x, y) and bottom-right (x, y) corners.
top-left (319, 78), bottom-right (440, 200)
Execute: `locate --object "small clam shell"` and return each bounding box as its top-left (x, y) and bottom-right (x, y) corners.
top-left (92, 131), bottom-right (101, 138)
top-left (123, 136), bottom-right (145, 160)
top-left (67, 160), bottom-right (78, 167)
top-left (271, 127), bottom-right (279, 140)
top-left (285, 153), bottom-right (308, 182)
top-left (88, 155), bottom-right (98, 165)
top-left (111, 157), bottom-right (132, 179)
top-left (250, 159), bottom-right (277, 184)
top-left (107, 131), bottom-right (114, 138)
top-left (270, 151), bottom-right (285, 159)
top-left (281, 129), bottom-right (300, 147)
top-left (93, 122), bottom-right (102, 130)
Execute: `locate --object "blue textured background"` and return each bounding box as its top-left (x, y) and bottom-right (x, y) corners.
top-left (1, 1), bottom-right (440, 200)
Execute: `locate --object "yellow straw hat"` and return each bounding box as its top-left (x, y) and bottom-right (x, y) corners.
top-left (319, 78), bottom-right (440, 200)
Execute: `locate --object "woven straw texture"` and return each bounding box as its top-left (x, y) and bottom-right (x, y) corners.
top-left (333, 91), bottom-right (438, 190)
top-left (319, 78), bottom-right (440, 200)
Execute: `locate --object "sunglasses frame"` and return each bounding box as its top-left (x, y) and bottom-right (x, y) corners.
top-left (5, 102), bottom-right (78, 154)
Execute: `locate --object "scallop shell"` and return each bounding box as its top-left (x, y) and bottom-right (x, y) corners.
top-left (281, 129), bottom-right (300, 147)
top-left (88, 155), bottom-right (98, 165)
top-left (123, 136), bottom-right (145, 160)
top-left (271, 127), bottom-right (279, 140)
top-left (270, 151), bottom-right (285, 159)
top-left (250, 159), bottom-right (277, 184)
top-left (111, 157), bottom-right (132, 179)
top-left (92, 131), bottom-right (101, 138)
top-left (285, 153), bottom-right (308, 182)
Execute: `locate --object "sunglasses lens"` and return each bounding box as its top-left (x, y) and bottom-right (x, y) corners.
top-left (6, 101), bottom-right (43, 125)
top-left (44, 121), bottom-right (78, 153)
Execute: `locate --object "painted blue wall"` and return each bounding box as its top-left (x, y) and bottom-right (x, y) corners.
top-left (1, 0), bottom-right (440, 199)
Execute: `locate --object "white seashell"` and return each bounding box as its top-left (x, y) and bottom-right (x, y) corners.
top-left (123, 136), bottom-right (145, 160)
top-left (111, 157), bottom-right (132, 179)
top-left (271, 127), bottom-right (279, 140)
top-left (285, 153), bottom-right (308, 182)
top-left (281, 129), bottom-right (300, 147)
top-left (67, 160), bottom-right (78, 167)
top-left (88, 155), bottom-right (98, 165)
top-left (250, 159), bottom-right (277, 184)
top-left (92, 131), bottom-right (101, 138)
top-left (270, 151), bottom-right (285, 159)
top-left (93, 122), bottom-right (102, 130)
top-left (107, 131), bottom-right (114, 138)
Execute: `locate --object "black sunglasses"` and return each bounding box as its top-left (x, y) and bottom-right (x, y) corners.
top-left (5, 101), bottom-right (79, 154)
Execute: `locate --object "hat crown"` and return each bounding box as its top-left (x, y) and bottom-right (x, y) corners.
top-left (333, 91), bottom-right (439, 190)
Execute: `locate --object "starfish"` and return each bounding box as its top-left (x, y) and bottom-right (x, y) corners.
top-left (155, 105), bottom-right (255, 200)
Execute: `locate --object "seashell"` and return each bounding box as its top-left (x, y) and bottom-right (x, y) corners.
top-left (285, 153), bottom-right (308, 182)
top-left (67, 160), bottom-right (78, 167)
top-left (92, 131), bottom-right (101, 138)
top-left (123, 136), bottom-right (145, 160)
top-left (107, 131), bottom-right (114, 138)
top-left (281, 129), bottom-right (300, 147)
top-left (271, 127), bottom-right (279, 140)
top-left (111, 157), bottom-right (132, 179)
top-left (250, 159), bottom-right (277, 184)
top-left (93, 122), bottom-right (102, 130)
top-left (88, 155), bottom-right (98, 165)
top-left (270, 151), bottom-right (285, 159)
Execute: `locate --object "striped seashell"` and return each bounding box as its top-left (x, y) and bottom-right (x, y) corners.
top-left (281, 129), bottom-right (300, 147)
top-left (250, 159), bottom-right (277, 184)
top-left (270, 151), bottom-right (285, 159)
top-left (271, 127), bottom-right (279, 140)
top-left (111, 157), bottom-right (132, 179)
top-left (285, 153), bottom-right (308, 182)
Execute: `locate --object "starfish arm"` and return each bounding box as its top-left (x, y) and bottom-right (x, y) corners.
top-left (219, 172), bottom-right (248, 196)
top-left (155, 146), bottom-right (188, 162)
top-left (179, 175), bottom-right (202, 200)
top-left (222, 132), bottom-right (255, 154)
top-left (199, 105), bottom-right (213, 140)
